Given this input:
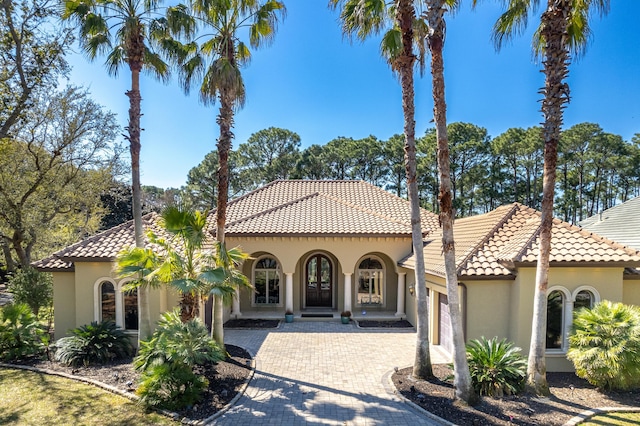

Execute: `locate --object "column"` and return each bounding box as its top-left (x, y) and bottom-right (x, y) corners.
top-left (396, 272), bottom-right (406, 317)
top-left (285, 272), bottom-right (294, 313)
top-left (231, 287), bottom-right (242, 318)
top-left (344, 273), bottom-right (352, 312)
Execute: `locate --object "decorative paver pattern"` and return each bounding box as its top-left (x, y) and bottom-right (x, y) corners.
top-left (215, 321), bottom-right (449, 425)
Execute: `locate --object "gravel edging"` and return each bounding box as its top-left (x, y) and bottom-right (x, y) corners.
top-left (563, 406), bottom-right (640, 426)
top-left (382, 365), bottom-right (456, 426)
top-left (0, 349), bottom-right (257, 425)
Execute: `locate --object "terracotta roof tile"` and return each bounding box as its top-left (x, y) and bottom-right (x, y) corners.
top-left (214, 180), bottom-right (439, 236)
top-left (400, 203), bottom-right (640, 278)
top-left (32, 256), bottom-right (74, 271)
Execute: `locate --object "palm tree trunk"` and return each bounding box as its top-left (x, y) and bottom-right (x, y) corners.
top-left (395, 0), bottom-right (433, 381)
top-left (426, 0), bottom-right (477, 405)
top-left (127, 64), bottom-right (152, 341)
top-left (212, 88), bottom-right (234, 347)
top-left (526, 0), bottom-right (570, 396)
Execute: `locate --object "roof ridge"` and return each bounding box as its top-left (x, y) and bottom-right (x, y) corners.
top-left (225, 192), bottom-right (323, 228)
top-left (496, 205), bottom-right (542, 263)
top-left (318, 191), bottom-right (412, 228)
top-left (455, 203), bottom-right (520, 275)
top-left (55, 211), bottom-right (160, 259)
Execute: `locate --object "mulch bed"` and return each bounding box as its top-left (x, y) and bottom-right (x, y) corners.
top-left (357, 319), bottom-right (414, 328)
top-left (392, 364), bottom-right (640, 425)
top-left (224, 319), bottom-right (280, 329)
top-left (9, 344), bottom-right (252, 421)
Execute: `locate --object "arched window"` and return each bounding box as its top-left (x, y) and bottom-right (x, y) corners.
top-left (254, 257), bottom-right (281, 305)
top-left (357, 257), bottom-right (384, 306)
top-left (574, 290), bottom-right (594, 311)
top-left (123, 287), bottom-right (138, 330)
top-left (546, 290), bottom-right (564, 349)
top-left (99, 281), bottom-right (116, 322)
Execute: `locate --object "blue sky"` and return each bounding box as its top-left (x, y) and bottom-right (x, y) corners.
top-left (65, 1), bottom-right (640, 189)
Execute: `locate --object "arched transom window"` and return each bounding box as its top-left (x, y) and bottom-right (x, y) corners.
top-left (254, 257), bottom-right (281, 305)
top-left (357, 257), bottom-right (384, 306)
top-left (546, 286), bottom-right (600, 352)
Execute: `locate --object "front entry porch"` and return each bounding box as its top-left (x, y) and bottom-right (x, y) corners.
top-left (229, 309), bottom-right (406, 322)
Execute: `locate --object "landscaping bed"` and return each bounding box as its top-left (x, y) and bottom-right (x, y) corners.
top-left (224, 318), bottom-right (280, 329)
top-left (357, 319), bottom-right (414, 328)
top-left (392, 364), bottom-right (640, 425)
top-left (11, 344), bottom-right (252, 421)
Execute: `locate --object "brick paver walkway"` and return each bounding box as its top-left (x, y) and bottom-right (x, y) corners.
top-left (214, 321), bottom-right (450, 425)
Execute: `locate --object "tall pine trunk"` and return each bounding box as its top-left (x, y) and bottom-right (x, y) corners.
top-left (127, 58), bottom-right (152, 342)
top-left (395, 0), bottom-right (433, 381)
top-left (426, 0), bottom-right (477, 405)
top-left (526, 0), bottom-right (570, 396)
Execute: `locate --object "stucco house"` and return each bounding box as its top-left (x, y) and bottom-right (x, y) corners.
top-left (34, 180), bottom-right (640, 372)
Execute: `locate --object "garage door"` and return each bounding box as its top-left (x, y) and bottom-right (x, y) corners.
top-left (439, 293), bottom-right (453, 354)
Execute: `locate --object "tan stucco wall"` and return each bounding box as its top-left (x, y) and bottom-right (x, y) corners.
top-left (53, 261), bottom-right (165, 338)
top-left (463, 280), bottom-right (512, 343)
top-left (512, 266), bottom-right (625, 372)
top-left (623, 279), bottom-right (640, 306)
top-left (52, 272), bottom-right (76, 339)
top-left (229, 236), bottom-right (410, 313)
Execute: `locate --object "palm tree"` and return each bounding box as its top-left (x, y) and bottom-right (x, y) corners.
top-left (329, 0), bottom-right (438, 382)
top-left (482, 0), bottom-right (611, 395)
top-left (115, 207), bottom-right (250, 331)
top-left (172, 0), bottom-right (285, 344)
top-left (422, 0), bottom-right (477, 404)
top-left (62, 0), bottom-right (192, 341)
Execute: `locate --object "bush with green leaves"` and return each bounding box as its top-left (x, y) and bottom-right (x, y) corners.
top-left (7, 267), bottom-right (52, 317)
top-left (0, 303), bottom-right (44, 361)
top-left (134, 310), bottom-right (225, 409)
top-left (54, 321), bottom-right (134, 367)
top-left (466, 336), bottom-right (527, 397)
top-left (568, 301), bottom-right (640, 391)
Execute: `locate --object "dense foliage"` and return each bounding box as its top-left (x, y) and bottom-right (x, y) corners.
top-left (0, 303), bottom-right (45, 361)
top-left (134, 310), bottom-right (224, 409)
top-left (7, 268), bottom-right (52, 317)
top-left (54, 321), bottom-right (133, 367)
top-left (465, 337), bottom-right (527, 397)
top-left (176, 123), bottom-right (640, 222)
top-left (568, 301), bottom-right (640, 390)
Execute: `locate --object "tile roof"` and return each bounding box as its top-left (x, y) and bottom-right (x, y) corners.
top-left (399, 203), bottom-right (640, 278)
top-left (33, 180), bottom-right (439, 267)
top-left (579, 196), bottom-right (640, 251)
top-left (213, 180), bottom-right (439, 236)
top-left (32, 255), bottom-right (74, 271)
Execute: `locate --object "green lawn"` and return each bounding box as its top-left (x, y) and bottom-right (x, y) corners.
top-left (0, 368), bottom-right (177, 425)
top-left (581, 412), bottom-right (640, 425)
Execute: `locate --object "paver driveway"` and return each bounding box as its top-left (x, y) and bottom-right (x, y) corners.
top-left (214, 321), bottom-right (450, 425)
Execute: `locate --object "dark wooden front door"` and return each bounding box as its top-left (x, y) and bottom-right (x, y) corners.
top-left (305, 254), bottom-right (332, 307)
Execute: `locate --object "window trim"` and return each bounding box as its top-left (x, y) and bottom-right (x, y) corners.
top-left (356, 255), bottom-right (386, 308)
top-left (545, 285), bottom-right (600, 355)
top-left (251, 255), bottom-right (283, 308)
top-left (93, 277), bottom-right (138, 333)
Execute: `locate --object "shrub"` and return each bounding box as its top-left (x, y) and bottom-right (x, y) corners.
top-left (137, 363), bottom-right (209, 410)
top-left (568, 301), bottom-right (640, 391)
top-left (0, 303), bottom-right (44, 361)
top-left (134, 310), bottom-right (224, 372)
top-left (466, 336), bottom-right (527, 397)
top-left (134, 310), bottom-right (224, 410)
top-left (8, 267), bottom-right (52, 317)
top-left (54, 321), bottom-right (133, 367)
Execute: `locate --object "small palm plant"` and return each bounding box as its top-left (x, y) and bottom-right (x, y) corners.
top-left (568, 301), bottom-right (640, 391)
top-left (0, 303), bottom-right (44, 361)
top-left (134, 310), bottom-right (224, 410)
top-left (466, 336), bottom-right (527, 397)
top-left (54, 321), bottom-right (134, 367)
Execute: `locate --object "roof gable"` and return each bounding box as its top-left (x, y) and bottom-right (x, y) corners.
top-left (400, 203), bottom-right (640, 278)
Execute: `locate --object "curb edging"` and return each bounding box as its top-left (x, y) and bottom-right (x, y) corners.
top-left (563, 406), bottom-right (640, 426)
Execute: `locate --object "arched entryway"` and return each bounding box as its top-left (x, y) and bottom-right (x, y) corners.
top-left (305, 253), bottom-right (332, 307)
